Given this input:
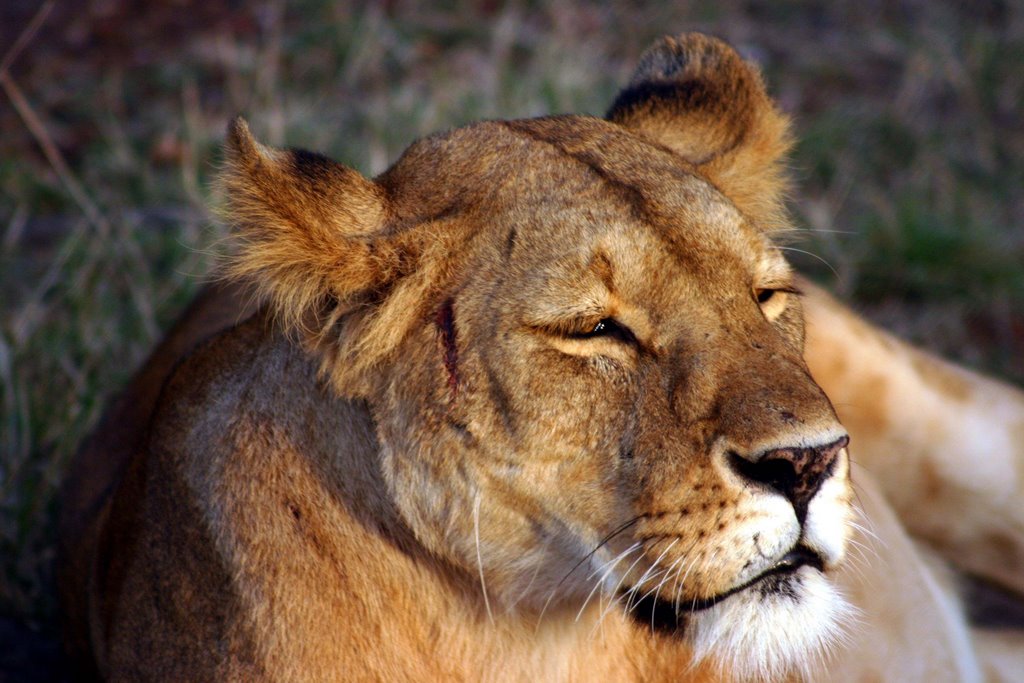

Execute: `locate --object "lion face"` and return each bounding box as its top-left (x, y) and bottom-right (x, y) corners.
top-left (222, 34), bottom-right (853, 681)
top-left (375, 118), bottom-right (854, 680)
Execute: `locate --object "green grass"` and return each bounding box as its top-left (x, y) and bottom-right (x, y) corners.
top-left (2, 0), bottom-right (1023, 637)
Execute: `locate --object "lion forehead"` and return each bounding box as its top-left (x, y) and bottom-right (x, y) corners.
top-left (382, 116), bottom-right (754, 248)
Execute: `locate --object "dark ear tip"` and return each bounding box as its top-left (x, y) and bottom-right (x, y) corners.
top-left (607, 32), bottom-right (766, 122)
top-left (628, 32), bottom-right (746, 88)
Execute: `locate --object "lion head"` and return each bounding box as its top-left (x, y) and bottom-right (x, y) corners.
top-left (220, 33), bottom-right (853, 680)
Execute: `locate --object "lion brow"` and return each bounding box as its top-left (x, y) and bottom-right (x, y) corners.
top-left (590, 250), bottom-right (616, 292)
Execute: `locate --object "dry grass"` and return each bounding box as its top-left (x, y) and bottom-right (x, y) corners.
top-left (1, 0), bottom-right (1022, 643)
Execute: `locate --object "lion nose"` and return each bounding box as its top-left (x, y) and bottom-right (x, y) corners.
top-left (728, 435), bottom-right (849, 523)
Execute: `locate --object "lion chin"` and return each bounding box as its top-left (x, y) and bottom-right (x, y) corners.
top-left (686, 569), bottom-right (854, 682)
top-left (617, 557), bottom-right (854, 682)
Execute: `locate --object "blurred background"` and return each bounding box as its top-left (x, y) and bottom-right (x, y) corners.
top-left (1, 0), bottom-right (1022, 676)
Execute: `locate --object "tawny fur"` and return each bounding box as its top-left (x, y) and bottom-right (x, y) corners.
top-left (57, 33), bottom-right (1024, 682)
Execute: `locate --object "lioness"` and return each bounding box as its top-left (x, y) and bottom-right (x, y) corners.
top-left (58, 33), bottom-right (1024, 681)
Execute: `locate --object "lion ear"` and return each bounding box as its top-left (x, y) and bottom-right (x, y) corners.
top-left (220, 116), bottom-right (395, 320)
top-left (607, 33), bottom-right (793, 230)
top-left (219, 118), bottom-right (427, 394)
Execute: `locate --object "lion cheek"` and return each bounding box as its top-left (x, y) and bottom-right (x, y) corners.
top-left (377, 439), bottom-right (588, 608)
top-left (377, 439), bottom-right (475, 561)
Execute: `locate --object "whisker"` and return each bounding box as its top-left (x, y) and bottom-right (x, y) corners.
top-left (505, 533), bottom-right (549, 615)
top-left (773, 245), bottom-right (839, 277)
top-left (678, 548), bottom-right (720, 615)
top-left (625, 567), bottom-right (665, 614)
top-left (649, 555), bottom-right (687, 629)
top-left (771, 227), bottom-right (857, 235)
top-left (626, 538), bottom-right (680, 614)
top-left (473, 492), bottom-right (494, 625)
top-left (668, 537), bottom-right (704, 612)
top-left (575, 543), bottom-right (641, 623)
top-left (535, 516), bottom-right (641, 629)
top-left (671, 555), bottom-right (699, 614)
top-left (848, 514), bottom-right (883, 546)
top-left (593, 545), bottom-right (650, 632)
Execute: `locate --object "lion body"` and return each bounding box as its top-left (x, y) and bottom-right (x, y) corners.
top-left (58, 34), bottom-right (1024, 682)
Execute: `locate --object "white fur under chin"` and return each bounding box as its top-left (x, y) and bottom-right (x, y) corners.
top-left (687, 568), bottom-right (854, 682)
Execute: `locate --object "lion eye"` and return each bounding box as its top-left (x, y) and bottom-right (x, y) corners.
top-left (754, 285), bottom-right (802, 319)
top-left (569, 318), bottom-right (636, 344)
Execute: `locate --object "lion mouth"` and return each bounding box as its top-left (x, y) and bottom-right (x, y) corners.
top-left (620, 546), bottom-right (825, 635)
